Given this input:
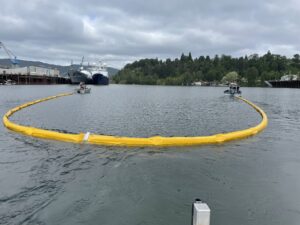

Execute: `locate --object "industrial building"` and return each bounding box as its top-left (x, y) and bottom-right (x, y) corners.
top-left (1, 66), bottom-right (60, 77)
top-left (1, 41), bottom-right (69, 84)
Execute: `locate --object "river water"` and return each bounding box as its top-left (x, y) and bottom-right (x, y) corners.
top-left (0, 85), bottom-right (299, 225)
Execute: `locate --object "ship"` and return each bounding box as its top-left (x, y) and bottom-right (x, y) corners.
top-left (68, 60), bottom-right (109, 85)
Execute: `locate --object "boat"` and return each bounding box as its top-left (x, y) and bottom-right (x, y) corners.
top-left (74, 82), bottom-right (91, 94)
top-left (4, 79), bottom-right (17, 85)
top-left (192, 81), bottom-right (202, 86)
top-left (68, 60), bottom-right (109, 85)
top-left (224, 83), bottom-right (241, 95)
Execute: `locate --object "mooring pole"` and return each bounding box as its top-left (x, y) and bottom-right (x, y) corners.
top-left (192, 199), bottom-right (210, 225)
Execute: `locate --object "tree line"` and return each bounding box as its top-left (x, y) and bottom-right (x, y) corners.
top-left (113, 52), bottom-right (300, 86)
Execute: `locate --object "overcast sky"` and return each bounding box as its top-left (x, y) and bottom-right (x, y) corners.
top-left (0, 0), bottom-right (299, 68)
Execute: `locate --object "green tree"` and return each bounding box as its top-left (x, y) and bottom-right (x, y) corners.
top-left (221, 71), bottom-right (239, 83)
top-left (246, 67), bottom-right (259, 86)
top-left (113, 52), bottom-right (300, 86)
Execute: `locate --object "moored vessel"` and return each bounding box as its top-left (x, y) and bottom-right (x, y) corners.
top-left (68, 60), bottom-right (109, 85)
top-left (4, 79), bottom-right (17, 85)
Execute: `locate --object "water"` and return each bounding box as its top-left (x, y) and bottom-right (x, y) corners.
top-left (0, 85), bottom-right (299, 225)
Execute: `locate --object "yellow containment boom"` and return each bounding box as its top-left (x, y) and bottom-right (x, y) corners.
top-left (2, 93), bottom-right (268, 147)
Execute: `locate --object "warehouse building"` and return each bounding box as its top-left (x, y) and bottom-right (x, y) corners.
top-left (1, 66), bottom-right (60, 77)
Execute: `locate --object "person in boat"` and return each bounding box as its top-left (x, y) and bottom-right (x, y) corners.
top-left (229, 84), bottom-right (234, 94)
top-left (79, 82), bottom-right (86, 90)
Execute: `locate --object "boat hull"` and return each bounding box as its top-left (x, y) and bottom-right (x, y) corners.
top-left (69, 71), bottom-right (90, 84)
top-left (224, 90), bottom-right (242, 95)
top-left (69, 71), bottom-right (109, 85)
top-left (74, 87), bottom-right (91, 94)
top-left (92, 73), bottom-right (109, 85)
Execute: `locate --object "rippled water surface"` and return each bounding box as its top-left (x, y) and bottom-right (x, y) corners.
top-left (0, 85), bottom-right (300, 225)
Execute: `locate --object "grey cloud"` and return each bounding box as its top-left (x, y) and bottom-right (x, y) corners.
top-left (0, 0), bottom-right (299, 68)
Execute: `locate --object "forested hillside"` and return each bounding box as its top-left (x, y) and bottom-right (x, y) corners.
top-left (113, 52), bottom-right (300, 86)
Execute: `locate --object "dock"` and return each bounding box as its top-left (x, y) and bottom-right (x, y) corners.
top-left (267, 80), bottom-right (300, 88)
top-left (0, 73), bottom-right (70, 85)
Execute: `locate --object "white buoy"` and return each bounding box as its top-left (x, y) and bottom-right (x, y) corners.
top-left (83, 132), bottom-right (90, 142)
top-left (192, 199), bottom-right (210, 225)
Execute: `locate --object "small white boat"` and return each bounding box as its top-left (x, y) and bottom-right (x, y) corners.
top-left (224, 83), bottom-right (241, 95)
top-left (75, 82), bottom-right (91, 94)
top-left (75, 88), bottom-right (91, 94)
top-left (4, 79), bottom-right (17, 85)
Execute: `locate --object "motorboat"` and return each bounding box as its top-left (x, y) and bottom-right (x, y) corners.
top-left (75, 82), bottom-right (91, 94)
top-left (4, 79), bottom-right (17, 85)
top-left (68, 60), bottom-right (109, 85)
top-left (224, 83), bottom-right (241, 95)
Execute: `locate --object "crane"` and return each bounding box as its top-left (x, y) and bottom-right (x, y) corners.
top-left (0, 41), bottom-right (18, 67)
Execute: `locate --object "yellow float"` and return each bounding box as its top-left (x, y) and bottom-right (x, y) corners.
top-left (2, 93), bottom-right (268, 147)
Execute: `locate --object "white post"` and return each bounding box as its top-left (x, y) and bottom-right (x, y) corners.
top-left (192, 199), bottom-right (210, 225)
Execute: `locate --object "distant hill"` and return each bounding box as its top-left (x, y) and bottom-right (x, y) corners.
top-left (0, 59), bottom-right (119, 77)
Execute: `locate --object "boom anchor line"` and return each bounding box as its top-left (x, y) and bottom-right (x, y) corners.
top-left (3, 93), bottom-right (268, 147)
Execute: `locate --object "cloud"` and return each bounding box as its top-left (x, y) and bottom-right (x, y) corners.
top-left (0, 0), bottom-right (299, 68)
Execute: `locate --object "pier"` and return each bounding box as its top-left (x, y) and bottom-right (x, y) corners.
top-left (0, 73), bottom-right (70, 85)
top-left (268, 80), bottom-right (300, 88)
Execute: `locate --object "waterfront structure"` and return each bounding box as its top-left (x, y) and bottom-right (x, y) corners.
top-left (267, 74), bottom-right (300, 88)
top-left (0, 66), bottom-right (60, 77)
top-left (0, 66), bottom-right (67, 84)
